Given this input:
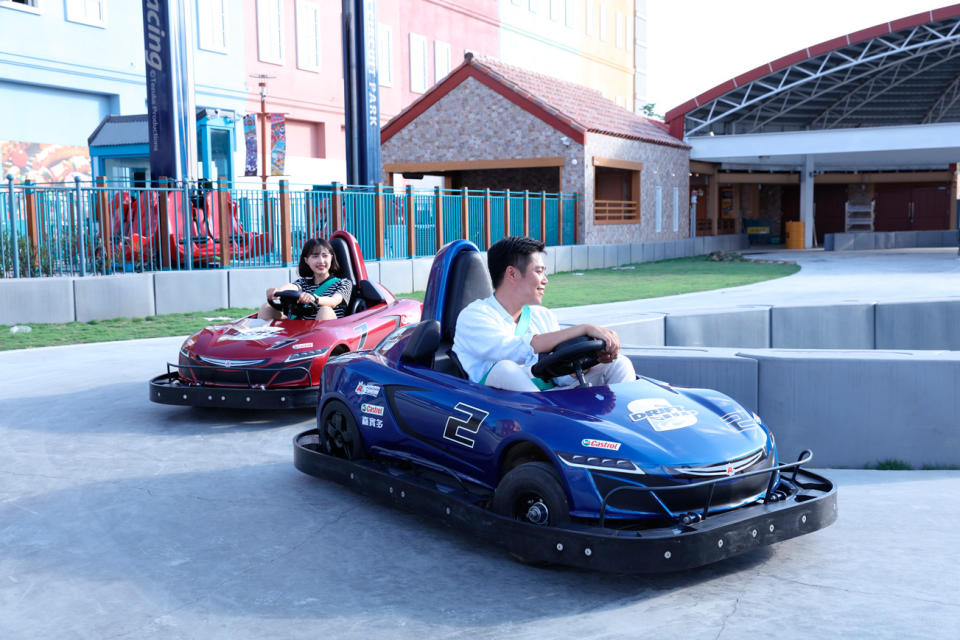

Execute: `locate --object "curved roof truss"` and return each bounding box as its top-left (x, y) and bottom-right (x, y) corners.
top-left (674, 11), bottom-right (960, 138)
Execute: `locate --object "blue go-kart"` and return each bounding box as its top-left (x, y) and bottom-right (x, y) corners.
top-left (294, 240), bottom-right (837, 572)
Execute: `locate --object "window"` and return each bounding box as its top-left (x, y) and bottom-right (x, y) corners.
top-left (1, 0), bottom-right (41, 14)
top-left (528, 0), bottom-right (540, 13)
top-left (655, 186), bottom-right (663, 232)
top-left (585, 0), bottom-right (595, 36)
top-left (615, 11), bottom-right (624, 48)
top-left (296, 0), bottom-right (321, 72)
top-left (593, 157), bottom-right (642, 225)
top-left (66, 0), bottom-right (104, 26)
top-left (378, 24), bottom-right (393, 86)
top-left (599, 3), bottom-right (608, 41)
top-left (564, 0), bottom-right (575, 27)
top-left (673, 186), bottom-right (680, 232)
top-left (197, 0), bottom-right (227, 53)
top-left (434, 41), bottom-right (451, 82)
top-left (549, 0), bottom-right (561, 21)
top-left (257, 0), bottom-right (284, 65)
top-left (409, 33), bottom-right (428, 93)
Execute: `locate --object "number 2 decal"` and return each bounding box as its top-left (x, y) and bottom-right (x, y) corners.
top-left (442, 403), bottom-right (489, 448)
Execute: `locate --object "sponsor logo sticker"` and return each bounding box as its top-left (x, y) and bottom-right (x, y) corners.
top-left (291, 342), bottom-right (314, 350)
top-left (355, 382), bottom-right (381, 396)
top-left (581, 438), bottom-right (622, 451)
top-left (217, 325), bottom-right (284, 342)
top-left (360, 403), bottom-right (384, 416)
top-left (361, 416), bottom-right (384, 429)
top-left (627, 398), bottom-right (698, 431)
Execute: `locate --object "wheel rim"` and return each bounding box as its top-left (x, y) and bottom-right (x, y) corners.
top-left (323, 410), bottom-right (354, 459)
top-left (516, 494), bottom-right (550, 525)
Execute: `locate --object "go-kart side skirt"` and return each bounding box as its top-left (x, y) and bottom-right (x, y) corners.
top-left (293, 430), bottom-right (837, 573)
top-left (150, 372), bottom-right (318, 409)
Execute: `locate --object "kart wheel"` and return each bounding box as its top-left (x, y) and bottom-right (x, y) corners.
top-left (319, 400), bottom-right (364, 460)
top-left (492, 462), bottom-right (569, 526)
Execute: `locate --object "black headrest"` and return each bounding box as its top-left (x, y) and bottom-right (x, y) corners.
top-left (358, 279), bottom-right (386, 306)
top-left (401, 320), bottom-right (441, 367)
top-left (329, 236), bottom-right (356, 284)
top-left (441, 250), bottom-right (493, 342)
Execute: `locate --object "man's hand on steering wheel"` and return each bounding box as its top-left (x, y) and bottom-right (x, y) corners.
top-left (581, 324), bottom-right (620, 363)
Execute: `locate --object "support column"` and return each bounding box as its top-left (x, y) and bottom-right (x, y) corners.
top-left (800, 155), bottom-right (815, 248)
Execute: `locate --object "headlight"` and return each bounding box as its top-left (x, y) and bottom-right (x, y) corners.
top-left (556, 451), bottom-right (645, 475)
top-left (179, 335), bottom-right (197, 358)
top-left (284, 347), bottom-right (329, 363)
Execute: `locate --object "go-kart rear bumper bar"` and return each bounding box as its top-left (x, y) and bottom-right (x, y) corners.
top-left (293, 429), bottom-right (837, 573)
top-left (150, 372), bottom-right (318, 409)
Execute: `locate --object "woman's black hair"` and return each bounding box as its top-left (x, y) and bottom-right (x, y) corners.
top-left (298, 238), bottom-right (341, 279)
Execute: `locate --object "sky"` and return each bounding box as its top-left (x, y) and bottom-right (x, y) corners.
top-left (646, 0), bottom-right (948, 113)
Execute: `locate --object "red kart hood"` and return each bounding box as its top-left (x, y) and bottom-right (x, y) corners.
top-left (187, 317), bottom-right (327, 356)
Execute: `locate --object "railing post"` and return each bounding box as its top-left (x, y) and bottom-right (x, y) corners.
top-left (74, 176), bottom-right (86, 277)
top-left (558, 196), bottom-right (564, 245)
top-left (218, 177), bottom-right (232, 267)
top-left (181, 179), bottom-right (193, 270)
top-left (279, 179), bottom-right (292, 266)
top-left (483, 188), bottom-right (492, 249)
top-left (573, 195), bottom-right (580, 245)
top-left (540, 190), bottom-right (547, 244)
top-left (331, 182), bottom-right (342, 232)
top-left (374, 183), bottom-right (385, 259)
top-left (434, 186), bottom-right (444, 251)
top-left (94, 176), bottom-right (111, 270)
top-left (461, 188), bottom-right (469, 241)
top-left (405, 185), bottom-right (415, 258)
top-left (523, 190), bottom-right (530, 237)
top-left (158, 178), bottom-right (171, 269)
top-left (5, 174), bottom-right (19, 278)
top-left (24, 180), bottom-right (39, 272)
top-left (504, 188), bottom-right (511, 239)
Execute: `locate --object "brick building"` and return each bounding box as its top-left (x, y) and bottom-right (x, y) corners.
top-left (381, 55), bottom-right (689, 245)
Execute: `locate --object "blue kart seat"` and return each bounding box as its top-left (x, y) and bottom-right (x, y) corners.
top-left (433, 247), bottom-right (492, 378)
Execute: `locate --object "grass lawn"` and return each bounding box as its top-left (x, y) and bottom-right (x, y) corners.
top-left (0, 255), bottom-right (798, 351)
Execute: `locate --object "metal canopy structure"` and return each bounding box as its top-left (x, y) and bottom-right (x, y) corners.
top-left (665, 7), bottom-right (960, 139)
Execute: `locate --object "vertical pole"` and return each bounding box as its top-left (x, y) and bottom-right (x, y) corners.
top-left (540, 190), bottom-right (547, 243)
top-left (6, 174), bottom-right (19, 278)
top-left (573, 195), bottom-right (579, 245)
top-left (217, 177), bottom-right (231, 267)
top-left (374, 183), bottom-right (385, 259)
top-left (75, 176), bottom-right (86, 277)
top-left (94, 176), bottom-right (111, 269)
top-left (558, 197), bottom-right (564, 245)
top-left (158, 178), bottom-right (171, 269)
top-left (259, 78), bottom-right (268, 196)
top-left (523, 190), bottom-right (530, 237)
top-left (279, 179), bottom-right (292, 265)
top-left (708, 176), bottom-right (719, 236)
top-left (434, 186), bottom-right (444, 251)
top-left (332, 182), bottom-right (343, 232)
top-left (182, 179), bottom-right (193, 269)
top-left (405, 185), bottom-right (415, 258)
top-left (483, 188), bottom-right (492, 249)
top-left (504, 188), bottom-right (511, 239)
top-left (461, 188), bottom-right (469, 241)
top-left (24, 180), bottom-right (39, 271)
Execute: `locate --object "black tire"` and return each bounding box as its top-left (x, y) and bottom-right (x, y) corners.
top-left (319, 400), bottom-right (364, 460)
top-left (492, 462), bottom-right (569, 526)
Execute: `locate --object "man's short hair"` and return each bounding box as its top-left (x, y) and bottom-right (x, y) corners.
top-left (487, 236), bottom-right (546, 288)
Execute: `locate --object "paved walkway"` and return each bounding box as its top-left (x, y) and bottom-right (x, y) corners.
top-left (2, 248), bottom-right (960, 639)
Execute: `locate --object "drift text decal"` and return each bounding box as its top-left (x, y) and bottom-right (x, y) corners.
top-left (217, 325), bottom-right (284, 342)
top-left (628, 398), bottom-right (698, 431)
top-left (443, 403), bottom-right (489, 448)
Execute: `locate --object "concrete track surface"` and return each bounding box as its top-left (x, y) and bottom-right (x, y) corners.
top-left (3, 248), bottom-right (960, 639)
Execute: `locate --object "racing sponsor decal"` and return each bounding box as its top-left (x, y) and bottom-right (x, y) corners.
top-left (581, 438), bottom-right (622, 451)
top-left (442, 403), bottom-right (489, 448)
top-left (720, 409), bottom-right (761, 432)
top-left (216, 325), bottom-right (284, 342)
top-left (291, 342), bottom-right (314, 350)
top-left (361, 416), bottom-right (384, 429)
top-left (355, 382), bottom-right (381, 396)
top-left (627, 398), bottom-right (698, 431)
top-left (360, 403), bottom-right (384, 416)
top-left (353, 322), bottom-right (369, 350)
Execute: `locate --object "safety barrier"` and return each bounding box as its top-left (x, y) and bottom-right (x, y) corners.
top-left (824, 229), bottom-right (959, 251)
top-left (0, 177), bottom-right (578, 278)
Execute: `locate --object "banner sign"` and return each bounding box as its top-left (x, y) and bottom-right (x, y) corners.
top-left (270, 113), bottom-right (286, 176)
top-left (342, 0), bottom-right (381, 185)
top-left (141, 0), bottom-right (177, 182)
top-left (243, 114), bottom-right (258, 176)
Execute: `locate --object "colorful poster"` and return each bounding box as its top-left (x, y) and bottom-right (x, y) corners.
top-left (270, 113), bottom-right (286, 176)
top-left (1, 140), bottom-right (91, 183)
top-left (243, 114), bottom-right (258, 177)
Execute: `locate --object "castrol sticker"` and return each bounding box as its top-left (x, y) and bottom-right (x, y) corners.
top-left (360, 403), bottom-right (384, 416)
top-left (581, 438), bottom-right (622, 451)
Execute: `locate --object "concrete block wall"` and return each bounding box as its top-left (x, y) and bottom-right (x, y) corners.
top-left (825, 229), bottom-right (960, 251)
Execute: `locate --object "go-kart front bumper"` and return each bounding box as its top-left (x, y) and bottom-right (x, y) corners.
top-left (150, 372), bottom-right (318, 409)
top-left (293, 429), bottom-right (838, 573)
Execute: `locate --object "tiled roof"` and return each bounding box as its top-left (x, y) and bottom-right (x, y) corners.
top-left (471, 56), bottom-right (688, 149)
top-left (87, 114), bottom-right (149, 147)
top-left (382, 54), bottom-right (689, 150)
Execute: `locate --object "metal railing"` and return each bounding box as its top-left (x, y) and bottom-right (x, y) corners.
top-left (1, 177), bottom-right (579, 278)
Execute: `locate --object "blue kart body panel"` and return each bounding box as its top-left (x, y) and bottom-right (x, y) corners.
top-left (317, 239), bottom-right (779, 521)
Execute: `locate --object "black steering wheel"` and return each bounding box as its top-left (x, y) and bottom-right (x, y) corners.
top-left (268, 289), bottom-right (317, 319)
top-left (531, 336), bottom-right (605, 387)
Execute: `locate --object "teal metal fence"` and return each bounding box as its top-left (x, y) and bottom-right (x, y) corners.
top-left (1, 177), bottom-right (578, 278)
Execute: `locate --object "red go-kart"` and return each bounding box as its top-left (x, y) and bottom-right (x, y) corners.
top-left (149, 231), bottom-right (422, 409)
